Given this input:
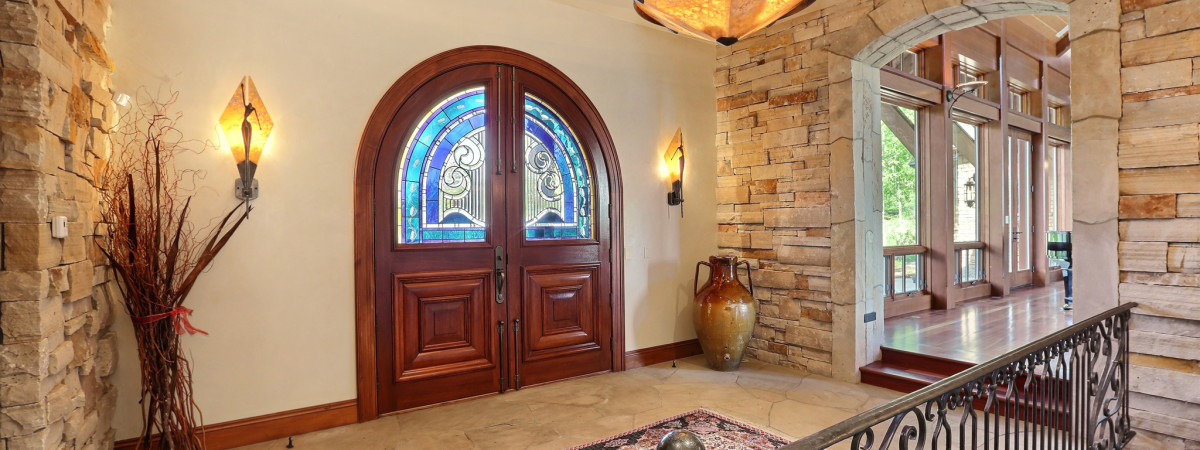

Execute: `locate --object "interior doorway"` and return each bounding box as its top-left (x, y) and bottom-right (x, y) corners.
top-left (1006, 128), bottom-right (1035, 288)
top-left (354, 47), bottom-right (624, 419)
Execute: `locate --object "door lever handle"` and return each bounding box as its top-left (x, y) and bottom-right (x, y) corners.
top-left (495, 245), bottom-right (506, 304)
top-left (496, 270), bottom-right (506, 304)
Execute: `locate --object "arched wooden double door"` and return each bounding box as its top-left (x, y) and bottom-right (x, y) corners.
top-left (363, 48), bottom-right (620, 415)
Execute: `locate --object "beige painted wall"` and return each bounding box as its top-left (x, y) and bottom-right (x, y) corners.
top-left (105, 0), bottom-right (717, 438)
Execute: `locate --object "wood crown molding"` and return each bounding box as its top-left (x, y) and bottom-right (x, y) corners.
top-left (114, 400), bottom-right (357, 450)
top-left (624, 339), bottom-right (703, 370)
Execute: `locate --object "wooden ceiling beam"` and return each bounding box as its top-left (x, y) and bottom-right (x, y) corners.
top-left (1055, 34), bottom-right (1070, 56)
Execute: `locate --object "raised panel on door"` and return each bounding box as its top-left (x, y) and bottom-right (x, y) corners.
top-left (393, 270), bottom-right (493, 382)
top-left (522, 264), bottom-right (601, 362)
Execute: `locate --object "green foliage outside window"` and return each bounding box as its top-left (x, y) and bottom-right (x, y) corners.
top-left (882, 106), bottom-right (918, 247)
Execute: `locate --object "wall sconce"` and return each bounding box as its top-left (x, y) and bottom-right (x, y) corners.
top-left (664, 128), bottom-right (685, 216)
top-left (946, 80), bottom-right (989, 107)
top-left (963, 177), bottom-right (977, 208)
top-left (219, 76), bottom-right (273, 201)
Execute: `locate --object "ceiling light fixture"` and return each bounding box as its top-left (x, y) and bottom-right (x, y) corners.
top-left (634, 0), bottom-right (817, 46)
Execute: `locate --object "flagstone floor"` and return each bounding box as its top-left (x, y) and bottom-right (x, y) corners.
top-left (237, 355), bottom-right (902, 449)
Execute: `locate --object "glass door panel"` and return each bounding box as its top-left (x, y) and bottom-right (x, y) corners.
top-left (1006, 129), bottom-right (1034, 287)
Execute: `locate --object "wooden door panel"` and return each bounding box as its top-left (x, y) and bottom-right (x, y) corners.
top-left (522, 265), bottom-right (601, 362)
top-left (372, 61), bottom-right (615, 413)
top-left (507, 68), bottom-right (612, 389)
top-left (393, 270), bottom-right (494, 382)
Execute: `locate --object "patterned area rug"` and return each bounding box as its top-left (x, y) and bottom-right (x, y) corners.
top-left (568, 409), bottom-right (790, 450)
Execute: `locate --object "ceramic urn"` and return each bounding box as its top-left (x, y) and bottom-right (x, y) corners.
top-left (692, 256), bottom-right (757, 371)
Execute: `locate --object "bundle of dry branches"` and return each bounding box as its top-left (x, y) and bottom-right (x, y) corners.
top-left (98, 91), bottom-right (250, 449)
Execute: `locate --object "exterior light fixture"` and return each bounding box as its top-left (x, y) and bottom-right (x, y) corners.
top-left (219, 76), bottom-right (273, 201)
top-left (963, 177), bottom-right (977, 208)
top-left (664, 128), bottom-right (685, 216)
top-left (946, 80), bottom-right (989, 107)
top-left (634, 0), bottom-right (816, 46)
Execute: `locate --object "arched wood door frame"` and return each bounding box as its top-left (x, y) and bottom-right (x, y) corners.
top-left (353, 46), bottom-right (625, 421)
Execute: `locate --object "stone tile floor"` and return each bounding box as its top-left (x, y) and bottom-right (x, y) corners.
top-left (238, 355), bottom-right (903, 449)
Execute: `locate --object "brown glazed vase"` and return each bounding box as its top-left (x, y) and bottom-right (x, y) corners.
top-left (693, 256), bottom-right (757, 371)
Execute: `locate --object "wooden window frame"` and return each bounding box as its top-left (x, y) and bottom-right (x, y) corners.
top-left (880, 90), bottom-right (934, 302)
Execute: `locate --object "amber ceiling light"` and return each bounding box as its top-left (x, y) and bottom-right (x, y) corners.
top-left (634, 0), bottom-right (817, 46)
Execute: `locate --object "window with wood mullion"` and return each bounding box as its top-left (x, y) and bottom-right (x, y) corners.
top-left (881, 96), bottom-right (926, 296)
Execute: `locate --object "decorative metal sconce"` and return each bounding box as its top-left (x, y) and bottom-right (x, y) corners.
top-left (963, 177), bottom-right (977, 208)
top-left (634, 0), bottom-right (816, 46)
top-left (219, 77), bottom-right (273, 201)
top-left (664, 128), bottom-right (685, 216)
top-left (946, 80), bottom-right (989, 107)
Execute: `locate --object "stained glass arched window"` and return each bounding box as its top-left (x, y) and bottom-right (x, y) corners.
top-left (523, 95), bottom-right (593, 240)
top-left (397, 87), bottom-right (487, 244)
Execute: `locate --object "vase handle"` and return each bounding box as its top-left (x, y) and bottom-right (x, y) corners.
top-left (738, 260), bottom-right (754, 297)
top-left (694, 261), bottom-right (712, 296)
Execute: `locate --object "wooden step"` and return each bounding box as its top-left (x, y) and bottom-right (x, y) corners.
top-left (860, 360), bottom-right (946, 393)
top-left (862, 347), bottom-right (1073, 430)
top-left (879, 347), bottom-right (976, 376)
top-left (862, 347), bottom-right (975, 393)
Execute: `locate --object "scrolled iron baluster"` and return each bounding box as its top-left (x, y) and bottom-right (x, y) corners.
top-left (851, 428), bottom-right (875, 450)
top-left (897, 424), bottom-right (921, 450)
top-left (922, 397), bottom-right (951, 449)
top-left (779, 305), bottom-right (1137, 450)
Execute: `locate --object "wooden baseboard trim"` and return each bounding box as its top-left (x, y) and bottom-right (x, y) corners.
top-left (624, 339), bottom-right (703, 369)
top-left (114, 399), bottom-right (357, 450)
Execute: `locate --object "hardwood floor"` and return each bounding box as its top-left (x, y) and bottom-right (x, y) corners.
top-left (882, 283), bottom-right (1071, 363)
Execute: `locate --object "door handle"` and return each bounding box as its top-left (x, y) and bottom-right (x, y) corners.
top-left (495, 246), bottom-right (505, 304)
top-left (497, 320), bottom-right (506, 393)
top-left (496, 270), bottom-right (506, 302)
top-left (512, 318), bottom-right (521, 390)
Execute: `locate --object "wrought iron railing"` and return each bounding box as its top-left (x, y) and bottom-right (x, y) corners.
top-left (786, 303), bottom-right (1137, 450)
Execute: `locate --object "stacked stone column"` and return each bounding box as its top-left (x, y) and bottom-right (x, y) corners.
top-left (1114, 0), bottom-right (1200, 446)
top-left (715, 12), bottom-right (836, 377)
top-left (0, 0), bottom-right (118, 448)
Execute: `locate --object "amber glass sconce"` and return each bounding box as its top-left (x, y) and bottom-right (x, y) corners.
top-left (664, 128), bottom-right (685, 216)
top-left (219, 76), bottom-right (273, 201)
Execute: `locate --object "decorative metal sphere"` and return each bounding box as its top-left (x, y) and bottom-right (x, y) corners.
top-left (657, 430), bottom-right (705, 450)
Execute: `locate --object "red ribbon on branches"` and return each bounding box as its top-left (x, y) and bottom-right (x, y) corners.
top-left (133, 306), bottom-right (209, 335)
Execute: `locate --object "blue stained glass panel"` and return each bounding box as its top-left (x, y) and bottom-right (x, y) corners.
top-left (523, 95), bottom-right (593, 240)
top-left (397, 88), bottom-right (488, 244)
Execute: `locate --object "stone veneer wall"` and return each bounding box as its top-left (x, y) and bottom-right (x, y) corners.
top-left (0, 0), bottom-right (119, 448)
top-left (713, 0), bottom-right (1071, 378)
top-left (714, 10), bottom-right (837, 376)
top-left (715, 0), bottom-right (1198, 445)
top-left (1114, 0), bottom-right (1200, 446)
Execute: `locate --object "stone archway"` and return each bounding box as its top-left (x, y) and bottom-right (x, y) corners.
top-left (823, 0), bottom-right (1121, 380)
